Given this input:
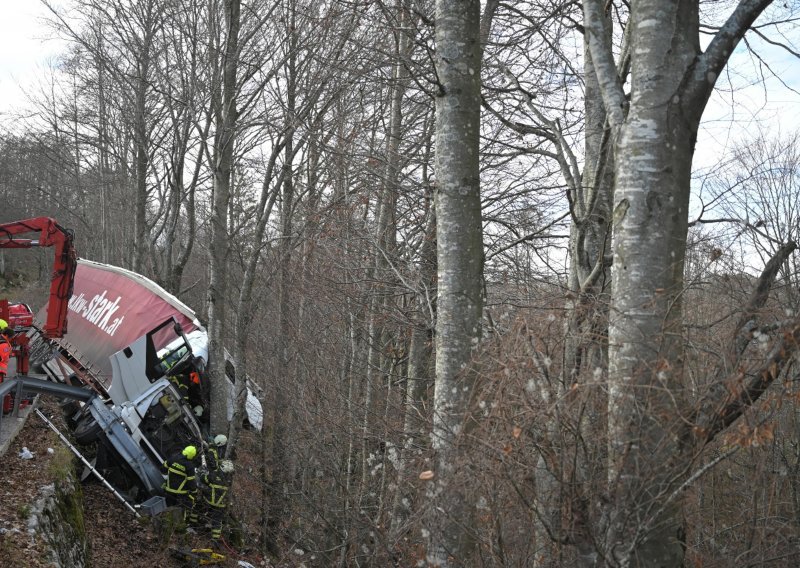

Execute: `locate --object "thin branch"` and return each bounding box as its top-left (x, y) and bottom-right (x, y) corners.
top-left (699, 319), bottom-right (800, 444)
top-left (582, 0), bottom-right (626, 129)
top-left (684, 0), bottom-right (774, 115)
top-left (486, 212), bottom-right (571, 261)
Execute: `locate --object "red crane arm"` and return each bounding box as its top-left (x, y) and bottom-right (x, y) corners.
top-left (0, 217), bottom-right (77, 338)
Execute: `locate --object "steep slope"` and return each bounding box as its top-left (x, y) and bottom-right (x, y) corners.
top-left (0, 399), bottom-right (252, 567)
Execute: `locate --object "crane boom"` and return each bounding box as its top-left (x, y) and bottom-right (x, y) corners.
top-left (0, 217), bottom-right (77, 338)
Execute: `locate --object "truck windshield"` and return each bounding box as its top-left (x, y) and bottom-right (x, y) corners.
top-left (155, 345), bottom-right (189, 376)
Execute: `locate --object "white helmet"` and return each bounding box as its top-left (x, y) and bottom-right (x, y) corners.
top-left (220, 459), bottom-right (234, 474)
top-left (213, 434), bottom-right (228, 447)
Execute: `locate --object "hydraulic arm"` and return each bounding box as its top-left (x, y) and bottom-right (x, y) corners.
top-left (0, 217), bottom-right (77, 339)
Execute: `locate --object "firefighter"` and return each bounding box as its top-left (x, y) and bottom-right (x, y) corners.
top-left (208, 434), bottom-right (227, 469)
top-left (163, 445), bottom-right (199, 525)
top-left (201, 458), bottom-right (233, 543)
top-left (187, 370), bottom-right (206, 421)
top-left (0, 319), bottom-right (13, 382)
top-left (167, 372), bottom-right (190, 404)
top-left (169, 369), bottom-right (205, 420)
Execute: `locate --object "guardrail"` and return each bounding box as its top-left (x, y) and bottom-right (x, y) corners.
top-left (0, 376), bottom-right (94, 433)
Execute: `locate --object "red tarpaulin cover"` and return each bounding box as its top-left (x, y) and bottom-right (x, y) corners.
top-left (37, 259), bottom-right (201, 388)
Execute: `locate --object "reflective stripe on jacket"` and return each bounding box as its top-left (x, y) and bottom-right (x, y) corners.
top-left (202, 469), bottom-right (230, 508)
top-left (208, 446), bottom-right (226, 470)
top-left (163, 456), bottom-right (196, 495)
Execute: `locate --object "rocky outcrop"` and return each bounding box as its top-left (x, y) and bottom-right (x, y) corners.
top-left (27, 476), bottom-right (89, 568)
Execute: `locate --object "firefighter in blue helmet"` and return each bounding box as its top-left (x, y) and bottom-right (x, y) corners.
top-left (163, 445), bottom-right (199, 525)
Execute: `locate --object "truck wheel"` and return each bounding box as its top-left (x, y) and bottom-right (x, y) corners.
top-left (60, 399), bottom-right (81, 429)
top-left (74, 415), bottom-right (102, 445)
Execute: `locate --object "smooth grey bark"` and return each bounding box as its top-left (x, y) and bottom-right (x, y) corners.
top-left (339, 309), bottom-right (359, 567)
top-left (426, 0), bottom-right (483, 564)
top-left (564, 15), bottom-right (620, 568)
top-left (227, 141), bottom-right (283, 454)
top-left (389, 306), bottom-right (434, 540)
top-left (583, 0), bottom-right (776, 565)
top-left (95, 31), bottom-right (111, 265)
top-left (332, 109), bottom-right (362, 565)
top-left (132, 39), bottom-right (152, 275)
top-left (207, 0), bottom-right (240, 439)
top-left (563, 17), bottom-right (615, 383)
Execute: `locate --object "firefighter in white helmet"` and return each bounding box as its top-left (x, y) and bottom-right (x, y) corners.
top-left (208, 433), bottom-right (228, 469)
top-left (201, 458), bottom-right (234, 543)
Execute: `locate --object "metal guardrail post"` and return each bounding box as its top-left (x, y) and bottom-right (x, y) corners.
top-left (13, 382), bottom-right (24, 418)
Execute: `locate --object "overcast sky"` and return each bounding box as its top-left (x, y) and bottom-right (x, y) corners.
top-left (697, 36), bottom-right (800, 166)
top-left (0, 1), bottom-right (797, 174)
top-left (0, 1), bottom-right (64, 120)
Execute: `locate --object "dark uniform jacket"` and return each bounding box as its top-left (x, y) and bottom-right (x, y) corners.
top-left (202, 468), bottom-right (231, 508)
top-left (163, 452), bottom-right (197, 495)
top-left (207, 445), bottom-right (228, 470)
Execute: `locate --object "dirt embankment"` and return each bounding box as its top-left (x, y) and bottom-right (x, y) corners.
top-left (0, 399), bottom-right (266, 567)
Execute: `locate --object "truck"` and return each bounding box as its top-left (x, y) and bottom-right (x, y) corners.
top-left (0, 218), bottom-right (260, 506)
top-left (31, 258), bottom-right (216, 498)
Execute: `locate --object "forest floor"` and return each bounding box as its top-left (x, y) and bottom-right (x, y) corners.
top-left (0, 398), bottom-right (283, 568)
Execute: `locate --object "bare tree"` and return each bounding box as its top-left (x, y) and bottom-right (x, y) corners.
top-left (583, 1), bottom-right (792, 564)
top-left (207, 0), bottom-right (240, 437)
top-left (425, 0), bottom-right (484, 564)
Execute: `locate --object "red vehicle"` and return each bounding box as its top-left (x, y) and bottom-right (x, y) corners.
top-left (0, 217), bottom-right (76, 344)
top-left (0, 218), bottom-right (76, 411)
top-left (1, 218), bottom-right (259, 501)
top-left (6, 303), bottom-right (34, 329)
top-left (1, 218), bottom-right (211, 502)
top-left (0, 218), bottom-right (208, 498)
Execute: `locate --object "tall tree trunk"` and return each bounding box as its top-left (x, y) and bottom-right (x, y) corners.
top-left (390, 203), bottom-right (436, 543)
top-left (583, 0), bottom-right (776, 564)
top-left (132, 4), bottom-right (155, 275)
top-left (96, 34), bottom-right (111, 265)
top-left (227, 143), bottom-right (282, 454)
top-left (426, 0), bottom-right (483, 564)
top-left (558, 14), bottom-right (618, 567)
top-left (358, 0), bottom-right (410, 537)
top-left (208, 0), bottom-right (240, 438)
top-left (133, 81), bottom-right (149, 274)
top-left (265, 5), bottom-right (297, 551)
